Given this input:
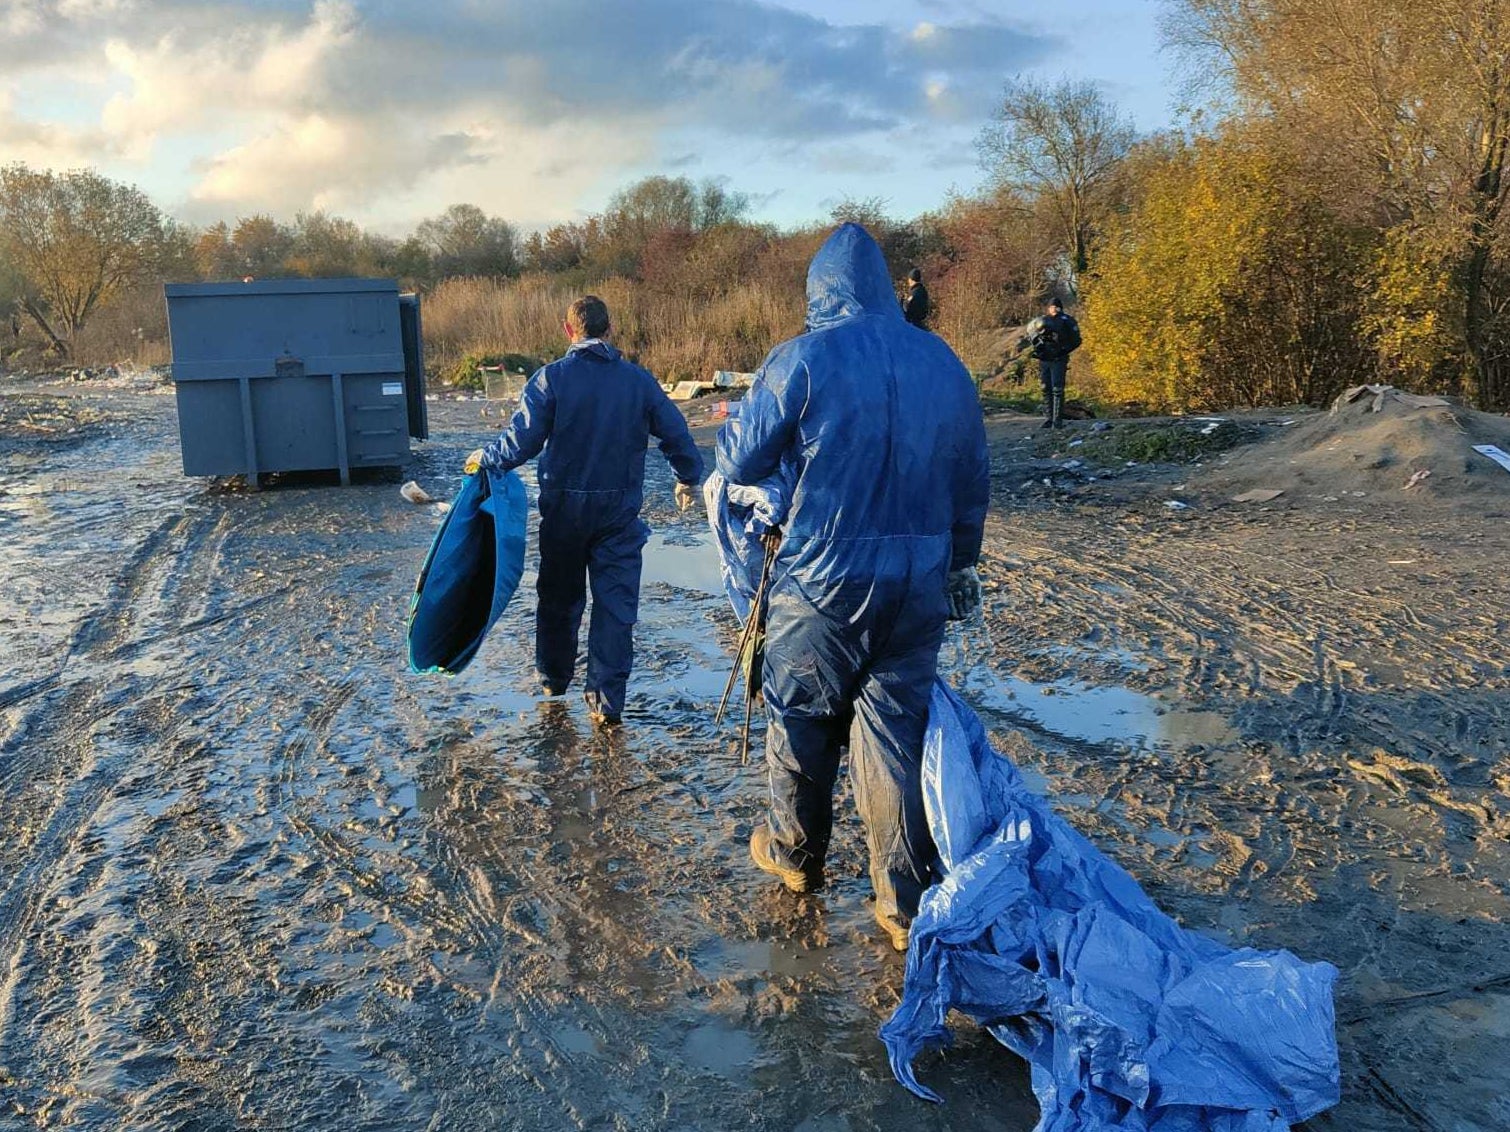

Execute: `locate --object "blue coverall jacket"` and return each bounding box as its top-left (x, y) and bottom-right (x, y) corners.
top-left (715, 224), bottom-right (991, 922)
top-left (480, 340), bottom-right (703, 718)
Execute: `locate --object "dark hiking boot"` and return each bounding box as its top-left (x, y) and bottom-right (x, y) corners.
top-left (876, 910), bottom-right (912, 953)
top-left (1039, 414), bottom-right (1054, 429)
top-left (750, 826), bottom-right (823, 894)
top-left (589, 709), bottom-right (621, 729)
top-left (1051, 393), bottom-right (1066, 429)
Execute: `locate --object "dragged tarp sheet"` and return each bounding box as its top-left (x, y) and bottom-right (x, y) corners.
top-left (882, 683), bottom-right (1341, 1129)
top-left (407, 468), bottom-right (528, 676)
top-left (707, 476), bottom-right (1340, 1129)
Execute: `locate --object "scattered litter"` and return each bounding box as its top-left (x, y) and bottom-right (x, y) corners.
top-left (1472, 444), bottom-right (1510, 474)
top-left (1165, 500), bottom-right (1191, 511)
top-left (1232, 488), bottom-right (1284, 503)
top-left (668, 380), bottom-right (717, 401)
top-left (1387, 559), bottom-right (1417, 565)
top-left (1063, 459), bottom-right (1083, 471)
top-left (1404, 469), bottom-right (1432, 490)
top-left (1172, 483), bottom-right (1187, 491)
top-left (400, 481), bottom-right (435, 505)
top-left (1322, 495), bottom-right (1340, 502)
top-left (1068, 438), bottom-right (1084, 447)
top-left (1092, 421), bottom-right (1113, 432)
top-left (1336, 384), bottom-right (1451, 414)
top-left (1196, 417), bottom-right (1228, 436)
top-left (434, 501), bottom-right (452, 516)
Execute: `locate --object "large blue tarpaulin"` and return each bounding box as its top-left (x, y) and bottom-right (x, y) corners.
top-left (707, 473), bottom-right (1340, 1129)
top-left (407, 468), bottom-right (528, 676)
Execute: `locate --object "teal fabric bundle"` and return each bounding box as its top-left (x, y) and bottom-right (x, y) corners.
top-left (407, 468), bottom-right (528, 676)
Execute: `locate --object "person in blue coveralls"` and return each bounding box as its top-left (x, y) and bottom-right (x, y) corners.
top-left (465, 295), bottom-right (704, 728)
top-left (716, 224), bottom-right (991, 951)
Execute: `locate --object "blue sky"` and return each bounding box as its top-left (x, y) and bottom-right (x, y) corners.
top-left (0, 0), bottom-right (1174, 233)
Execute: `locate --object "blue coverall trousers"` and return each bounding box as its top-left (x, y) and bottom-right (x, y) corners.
top-left (534, 490), bottom-right (649, 719)
top-left (760, 571), bottom-right (946, 923)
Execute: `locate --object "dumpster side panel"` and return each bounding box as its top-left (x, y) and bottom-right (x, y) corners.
top-left (250, 376), bottom-right (340, 473)
top-left (177, 381), bottom-right (249, 476)
top-left (344, 374), bottom-right (411, 469)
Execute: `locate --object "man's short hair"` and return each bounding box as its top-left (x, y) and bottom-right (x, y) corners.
top-left (908, 268), bottom-right (923, 283)
top-left (567, 295), bottom-right (611, 339)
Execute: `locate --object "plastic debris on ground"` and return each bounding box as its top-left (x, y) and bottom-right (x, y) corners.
top-left (882, 681), bottom-right (1341, 1129)
top-left (399, 480), bottom-right (435, 505)
top-left (406, 468), bottom-right (527, 676)
top-left (706, 475), bottom-right (1340, 1131)
top-left (1472, 444), bottom-right (1510, 474)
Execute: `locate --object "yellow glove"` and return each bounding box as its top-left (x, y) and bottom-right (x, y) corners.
top-left (674, 482), bottom-right (697, 513)
top-left (463, 448), bottom-right (485, 476)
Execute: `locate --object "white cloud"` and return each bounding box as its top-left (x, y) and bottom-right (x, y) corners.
top-left (0, 0), bottom-right (1057, 225)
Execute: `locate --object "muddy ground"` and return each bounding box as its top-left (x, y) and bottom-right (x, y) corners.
top-left (1, 381), bottom-right (1507, 1131)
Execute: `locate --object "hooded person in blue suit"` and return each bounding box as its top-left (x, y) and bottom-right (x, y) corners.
top-left (716, 224), bottom-right (991, 950)
top-left (467, 295), bottom-right (704, 727)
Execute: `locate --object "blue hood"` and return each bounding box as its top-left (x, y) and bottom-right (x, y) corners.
top-left (806, 223), bottom-right (902, 331)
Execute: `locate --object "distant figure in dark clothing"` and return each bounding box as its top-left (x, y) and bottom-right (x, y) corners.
top-left (1019, 296), bottom-right (1082, 430)
top-left (902, 268), bottom-right (930, 329)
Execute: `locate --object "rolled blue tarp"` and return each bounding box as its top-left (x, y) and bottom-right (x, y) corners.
top-left (407, 468), bottom-right (528, 676)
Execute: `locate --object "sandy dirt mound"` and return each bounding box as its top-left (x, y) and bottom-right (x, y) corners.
top-left (1197, 385), bottom-right (1510, 504)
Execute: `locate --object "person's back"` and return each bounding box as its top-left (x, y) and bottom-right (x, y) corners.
top-left (717, 224), bottom-right (989, 950)
top-left (473, 296), bottom-right (702, 726)
top-left (756, 308), bottom-right (981, 592)
top-left (533, 342), bottom-right (683, 514)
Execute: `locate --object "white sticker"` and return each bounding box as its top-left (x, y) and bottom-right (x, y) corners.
top-left (381, 381), bottom-right (403, 396)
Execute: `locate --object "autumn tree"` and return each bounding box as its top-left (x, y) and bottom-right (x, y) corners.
top-left (414, 203), bottom-right (517, 280)
top-left (1164, 0), bottom-right (1510, 407)
top-left (1084, 128), bottom-right (1374, 410)
top-left (0, 164), bottom-right (169, 354)
top-left (978, 77), bottom-right (1136, 283)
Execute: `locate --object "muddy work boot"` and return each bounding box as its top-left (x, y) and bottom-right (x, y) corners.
top-left (1038, 407), bottom-right (1054, 429)
top-left (750, 826), bottom-right (823, 894)
top-left (875, 909), bottom-right (912, 953)
top-left (1051, 392), bottom-right (1066, 430)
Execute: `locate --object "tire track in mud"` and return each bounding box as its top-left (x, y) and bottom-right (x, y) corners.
top-left (0, 692), bottom-right (191, 1055)
top-left (0, 504), bottom-right (239, 1062)
top-left (266, 680), bottom-right (655, 1125)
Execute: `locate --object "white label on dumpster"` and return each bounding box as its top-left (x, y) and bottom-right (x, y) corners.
top-left (382, 381), bottom-right (403, 396)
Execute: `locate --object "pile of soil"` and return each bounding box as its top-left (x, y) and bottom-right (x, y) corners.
top-left (1196, 385), bottom-right (1510, 504)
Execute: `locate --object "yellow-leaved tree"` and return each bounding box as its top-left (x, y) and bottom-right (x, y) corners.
top-left (1083, 128), bottom-right (1373, 411)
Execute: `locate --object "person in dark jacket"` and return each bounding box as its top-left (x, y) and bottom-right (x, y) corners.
top-left (717, 224), bottom-right (990, 951)
top-left (902, 268), bottom-right (930, 329)
top-left (467, 296), bottom-right (703, 727)
top-left (1021, 296), bottom-right (1082, 429)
